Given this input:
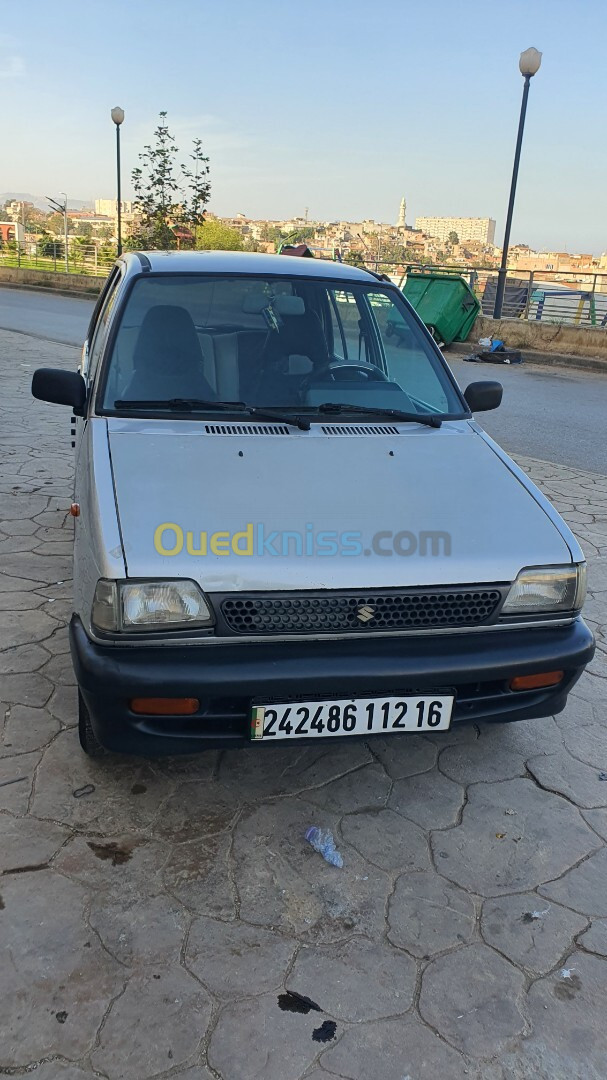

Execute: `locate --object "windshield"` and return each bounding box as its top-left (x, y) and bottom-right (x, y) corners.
top-left (99, 273), bottom-right (463, 417)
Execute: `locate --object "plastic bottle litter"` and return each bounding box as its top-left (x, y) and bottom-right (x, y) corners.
top-left (304, 826), bottom-right (344, 868)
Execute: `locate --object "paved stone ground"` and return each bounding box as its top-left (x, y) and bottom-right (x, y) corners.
top-left (1, 327), bottom-right (606, 1080)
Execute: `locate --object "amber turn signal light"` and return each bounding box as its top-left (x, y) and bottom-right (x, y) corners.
top-left (130, 697), bottom-right (199, 715)
top-left (509, 671), bottom-right (564, 692)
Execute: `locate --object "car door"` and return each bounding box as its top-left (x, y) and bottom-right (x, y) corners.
top-left (72, 264), bottom-right (126, 620)
top-left (73, 265), bottom-right (123, 463)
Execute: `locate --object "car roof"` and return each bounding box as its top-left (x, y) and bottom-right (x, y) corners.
top-left (121, 249), bottom-right (379, 284)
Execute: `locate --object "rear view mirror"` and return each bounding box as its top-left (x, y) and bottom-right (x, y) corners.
top-left (464, 380), bottom-right (503, 413)
top-left (32, 369), bottom-right (86, 412)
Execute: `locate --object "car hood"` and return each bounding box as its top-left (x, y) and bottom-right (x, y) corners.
top-left (106, 418), bottom-right (572, 591)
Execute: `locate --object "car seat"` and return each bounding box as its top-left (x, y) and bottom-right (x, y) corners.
top-left (122, 305), bottom-right (216, 402)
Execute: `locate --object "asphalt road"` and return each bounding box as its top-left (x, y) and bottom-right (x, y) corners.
top-left (447, 355), bottom-right (607, 475)
top-left (0, 285), bottom-right (93, 347)
top-left (2, 285), bottom-right (606, 473)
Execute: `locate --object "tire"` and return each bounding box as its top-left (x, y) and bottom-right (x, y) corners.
top-left (78, 689), bottom-right (106, 758)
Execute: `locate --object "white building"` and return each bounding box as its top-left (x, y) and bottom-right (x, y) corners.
top-left (414, 216), bottom-right (496, 246)
top-left (94, 198), bottom-right (134, 217)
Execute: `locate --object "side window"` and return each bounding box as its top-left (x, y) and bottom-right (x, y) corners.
top-left (87, 269), bottom-right (122, 384)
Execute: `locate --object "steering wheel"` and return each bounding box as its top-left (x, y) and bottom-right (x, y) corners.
top-left (306, 361), bottom-right (389, 387)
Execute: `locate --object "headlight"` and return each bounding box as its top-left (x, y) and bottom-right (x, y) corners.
top-left (92, 580), bottom-right (214, 632)
top-left (502, 564), bottom-right (586, 615)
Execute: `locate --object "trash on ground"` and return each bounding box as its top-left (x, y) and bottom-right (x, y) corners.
top-left (305, 826), bottom-right (344, 868)
top-left (0, 776), bottom-right (28, 789)
top-left (72, 783), bottom-right (96, 798)
top-left (521, 908), bottom-right (550, 923)
top-left (462, 335), bottom-right (523, 365)
top-left (598, 771), bottom-right (607, 781)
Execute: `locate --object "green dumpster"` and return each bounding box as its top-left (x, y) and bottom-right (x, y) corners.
top-left (400, 271), bottom-right (480, 346)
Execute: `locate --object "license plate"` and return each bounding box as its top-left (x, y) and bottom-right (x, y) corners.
top-left (250, 694), bottom-right (453, 741)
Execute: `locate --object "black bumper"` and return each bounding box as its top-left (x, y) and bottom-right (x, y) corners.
top-left (70, 615), bottom-right (595, 755)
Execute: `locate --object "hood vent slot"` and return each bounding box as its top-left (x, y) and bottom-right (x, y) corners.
top-left (321, 423), bottom-right (400, 436)
top-left (204, 422), bottom-right (291, 436)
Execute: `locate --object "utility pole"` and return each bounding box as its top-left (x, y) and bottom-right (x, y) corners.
top-left (60, 192), bottom-right (68, 272)
top-left (493, 47), bottom-right (542, 319)
top-left (46, 193), bottom-right (69, 273)
top-left (111, 107), bottom-right (125, 255)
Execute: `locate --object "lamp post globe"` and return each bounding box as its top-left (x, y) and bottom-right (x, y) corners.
top-left (111, 106), bottom-right (125, 126)
top-left (519, 47), bottom-right (542, 77)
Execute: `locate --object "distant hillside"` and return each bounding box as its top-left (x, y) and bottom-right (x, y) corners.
top-left (0, 192), bottom-right (93, 211)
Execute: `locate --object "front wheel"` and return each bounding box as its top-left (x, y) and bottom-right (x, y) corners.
top-left (78, 689), bottom-right (105, 758)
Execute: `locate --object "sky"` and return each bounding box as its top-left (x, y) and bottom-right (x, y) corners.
top-left (2, 0), bottom-right (606, 254)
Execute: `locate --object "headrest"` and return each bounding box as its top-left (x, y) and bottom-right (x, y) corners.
top-left (275, 294), bottom-right (305, 316)
top-left (242, 292), bottom-right (305, 316)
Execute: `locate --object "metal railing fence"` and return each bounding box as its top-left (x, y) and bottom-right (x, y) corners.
top-left (367, 262), bottom-right (607, 328)
top-left (2, 239), bottom-right (606, 328)
top-left (0, 238), bottom-right (115, 277)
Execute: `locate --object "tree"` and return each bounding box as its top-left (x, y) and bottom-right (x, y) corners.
top-left (344, 249), bottom-right (365, 268)
top-left (128, 111), bottom-right (211, 249)
top-left (195, 219), bottom-right (243, 251)
top-left (448, 231), bottom-right (459, 246)
top-left (38, 232), bottom-right (63, 258)
top-left (47, 212), bottom-right (70, 236)
top-left (259, 224), bottom-right (284, 243)
top-left (71, 234), bottom-right (94, 269)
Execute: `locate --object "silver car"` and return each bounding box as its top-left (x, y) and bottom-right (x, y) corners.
top-left (32, 251), bottom-right (594, 756)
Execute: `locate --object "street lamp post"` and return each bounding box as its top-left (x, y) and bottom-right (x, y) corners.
top-left (46, 193), bottom-right (69, 273)
top-left (493, 47), bottom-right (542, 320)
top-left (111, 106), bottom-right (125, 255)
top-left (59, 192), bottom-right (68, 273)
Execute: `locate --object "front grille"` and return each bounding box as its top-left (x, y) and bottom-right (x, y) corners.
top-left (219, 588), bottom-right (503, 635)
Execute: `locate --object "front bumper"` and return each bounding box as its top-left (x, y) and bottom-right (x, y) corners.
top-left (70, 615), bottom-right (595, 755)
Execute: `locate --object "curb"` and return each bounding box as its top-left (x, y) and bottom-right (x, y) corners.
top-left (0, 279), bottom-right (102, 301)
top-left (444, 341), bottom-right (607, 376)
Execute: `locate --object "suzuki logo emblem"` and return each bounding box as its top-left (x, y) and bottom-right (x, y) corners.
top-left (357, 604), bottom-right (375, 623)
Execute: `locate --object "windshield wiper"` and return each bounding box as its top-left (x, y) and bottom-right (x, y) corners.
top-left (314, 402), bottom-right (442, 428)
top-left (114, 398), bottom-right (311, 430)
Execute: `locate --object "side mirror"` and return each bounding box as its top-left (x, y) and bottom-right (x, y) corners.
top-left (32, 369), bottom-right (87, 413)
top-left (464, 380), bottom-right (503, 413)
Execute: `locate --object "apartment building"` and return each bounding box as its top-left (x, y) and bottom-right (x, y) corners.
top-left (94, 198), bottom-right (134, 217)
top-left (414, 216), bottom-right (496, 246)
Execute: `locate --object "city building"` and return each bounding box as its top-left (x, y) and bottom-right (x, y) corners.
top-left (94, 198), bottom-right (134, 217)
top-left (398, 197), bottom-right (406, 228)
top-left (414, 216), bottom-right (496, 246)
top-left (0, 221), bottom-right (25, 244)
top-left (5, 200), bottom-right (34, 222)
